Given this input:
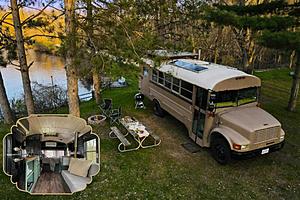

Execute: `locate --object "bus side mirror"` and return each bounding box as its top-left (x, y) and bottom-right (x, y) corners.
top-left (208, 93), bottom-right (216, 112)
top-left (208, 103), bottom-right (215, 112)
top-left (210, 94), bottom-right (216, 101)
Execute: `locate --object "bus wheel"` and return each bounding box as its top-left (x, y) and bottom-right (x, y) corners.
top-left (211, 137), bottom-right (231, 165)
top-left (153, 100), bottom-right (164, 117)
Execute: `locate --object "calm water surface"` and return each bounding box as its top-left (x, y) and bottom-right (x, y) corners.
top-left (1, 50), bottom-right (91, 101)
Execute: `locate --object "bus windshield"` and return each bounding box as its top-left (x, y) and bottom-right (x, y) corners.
top-left (212, 87), bottom-right (258, 108)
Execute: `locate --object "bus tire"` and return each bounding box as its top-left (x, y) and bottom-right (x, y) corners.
top-left (211, 137), bottom-right (231, 165)
top-left (153, 100), bottom-right (164, 117)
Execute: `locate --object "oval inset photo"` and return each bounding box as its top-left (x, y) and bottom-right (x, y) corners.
top-left (2, 114), bottom-right (100, 195)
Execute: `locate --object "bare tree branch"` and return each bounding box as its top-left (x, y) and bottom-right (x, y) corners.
top-left (49, 12), bottom-right (65, 24)
top-left (121, 23), bottom-right (140, 59)
top-left (1, 11), bottom-right (12, 22)
top-left (25, 34), bottom-right (59, 40)
top-left (0, 30), bottom-right (15, 42)
top-left (8, 61), bottom-right (20, 68)
top-left (49, 5), bottom-right (64, 13)
top-left (28, 61), bottom-right (34, 69)
top-left (1, 21), bottom-right (14, 27)
top-left (21, 0), bottom-right (56, 26)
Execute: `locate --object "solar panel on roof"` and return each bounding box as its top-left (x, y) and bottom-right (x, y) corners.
top-left (170, 60), bottom-right (207, 72)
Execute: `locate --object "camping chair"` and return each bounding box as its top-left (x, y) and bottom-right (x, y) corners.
top-left (99, 98), bottom-right (112, 117)
top-left (134, 93), bottom-right (145, 109)
top-left (109, 106), bottom-right (122, 125)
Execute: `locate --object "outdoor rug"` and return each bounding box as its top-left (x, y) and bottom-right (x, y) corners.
top-left (181, 142), bottom-right (201, 153)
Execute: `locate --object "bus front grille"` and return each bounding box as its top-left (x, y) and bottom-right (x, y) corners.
top-left (253, 126), bottom-right (280, 144)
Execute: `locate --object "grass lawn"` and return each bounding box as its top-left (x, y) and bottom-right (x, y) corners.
top-left (0, 67), bottom-right (299, 200)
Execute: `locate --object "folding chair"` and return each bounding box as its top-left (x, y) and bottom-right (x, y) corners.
top-left (134, 93), bottom-right (145, 109)
top-left (99, 98), bottom-right (112, 117)
top-left (109, 106), bottom-right (122, 125)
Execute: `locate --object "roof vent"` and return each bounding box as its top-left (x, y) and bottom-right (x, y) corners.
top-left (170, 60), bottom-right (207, 72)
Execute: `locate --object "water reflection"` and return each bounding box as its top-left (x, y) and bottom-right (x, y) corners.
top-left (0, 50), bottom-right (91, 100)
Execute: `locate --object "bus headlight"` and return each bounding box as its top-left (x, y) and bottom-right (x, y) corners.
top-left (280, 129), bottom-right (285, 141)
top-left (233, 143), bottom-right (248, 150)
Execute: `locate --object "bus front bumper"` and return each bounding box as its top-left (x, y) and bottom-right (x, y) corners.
top-left (231, 140), bottom-right (285, 158)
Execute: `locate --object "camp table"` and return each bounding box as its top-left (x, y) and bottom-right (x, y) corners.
top-left (120, 116), bottom-right (161, 149)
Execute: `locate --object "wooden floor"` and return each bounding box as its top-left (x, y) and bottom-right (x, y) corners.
top-left (32, 172), bottom-right (71, 194)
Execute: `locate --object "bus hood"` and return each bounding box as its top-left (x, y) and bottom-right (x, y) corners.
top-left (218, 106), bottom-right (281, 133)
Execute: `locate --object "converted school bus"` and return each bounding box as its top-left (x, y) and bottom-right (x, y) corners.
top-left (139, 52), bottom-right (285, 164)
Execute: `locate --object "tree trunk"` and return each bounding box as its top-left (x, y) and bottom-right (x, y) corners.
top-left (10, 0), bottom-right (35, 115)
top-left (86, 0), bottom-right (101, 104)
top-left (242, 28), bottom-right (255, 74)
top-left (65, 0), bottom-right (80, 117)
top-left (92, 70), bottom-right (101, 104)
top-left (289, 50), bottom-right (296, 69)
top-left (213, 27), bottom-right (222, 63)
top-left (0, 71), bottom-right (15, 124)
top-left (288, 52), bottom-right (300, 112)
top-left (246, 38), bottom-right (256, 74)
top-left (214, 49), bottom-right (218, 64)
top-left (277, 53), bottom-right (282, 65)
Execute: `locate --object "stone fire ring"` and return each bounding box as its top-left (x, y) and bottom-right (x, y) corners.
top-left (88, 115), bottom-right (106, 125)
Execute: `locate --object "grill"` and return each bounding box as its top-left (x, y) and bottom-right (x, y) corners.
top-left (253, 126), bottom-right (280, 144)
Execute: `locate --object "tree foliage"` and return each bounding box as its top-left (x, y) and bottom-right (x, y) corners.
top-left (258, 31), bottom-right (300, 51)
top-left (206, 9), bottom-right (297, 31)
top-left (216, 0), bottom-right (288, 16)
top-left (205, 0), bottom-right (300, 111)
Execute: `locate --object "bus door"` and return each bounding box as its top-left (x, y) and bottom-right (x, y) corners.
top-left (192, 88), bottom-right (208, 143)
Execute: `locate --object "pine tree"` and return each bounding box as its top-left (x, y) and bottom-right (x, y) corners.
top-left (205, 0), bottom-right (300, 111)
top-left (10, 0), bottom-right (35, 114)
top-left (2, 0), bottom-right (63, 115)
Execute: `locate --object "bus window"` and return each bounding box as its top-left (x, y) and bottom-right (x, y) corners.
top-left (165, 74), bottom-right (172, 89)
top-left (181, 80), bottom-right (193, 100)
top-left (172, 77), bottom-right (180, 93)
top-left (158, 71), bottom-right (164, 84)
top-left (214, 90), bottom-right (237, 108)
top-left (213, 87), bottom-right (258, 108)
top-left (196, 88), bottom-right (208, 110)
top-left (192, 110), bottom-right (205, 138)
top-left (238, 87), bottom-right (257, 105)
top-left (152, 69), bottom-right (158, 82)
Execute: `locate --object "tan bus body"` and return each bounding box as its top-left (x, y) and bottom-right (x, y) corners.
top-left (139, 58), bottom-right (285, 164)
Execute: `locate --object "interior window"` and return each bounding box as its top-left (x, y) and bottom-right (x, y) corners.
top-left (84, 139), bottom-right (97, 162)
top-left (42, 150), bottom-right (64, 158)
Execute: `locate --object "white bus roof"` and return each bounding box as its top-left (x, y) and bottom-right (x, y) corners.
top-left (147, 50), bottom-right (198, 59)
top-left (146, 58), bottom-right (261, 92)
top-left (16, 114), bottom-right (92, 143)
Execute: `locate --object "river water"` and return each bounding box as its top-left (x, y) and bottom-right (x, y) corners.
top-left (0, 50), bottom-right (91, 101)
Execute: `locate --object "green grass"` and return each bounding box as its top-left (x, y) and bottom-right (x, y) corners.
top-left (0, 67), bottom-right (299, 199)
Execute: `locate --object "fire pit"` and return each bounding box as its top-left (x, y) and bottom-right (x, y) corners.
top-left (88, 115), bottom-right (106, 126)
